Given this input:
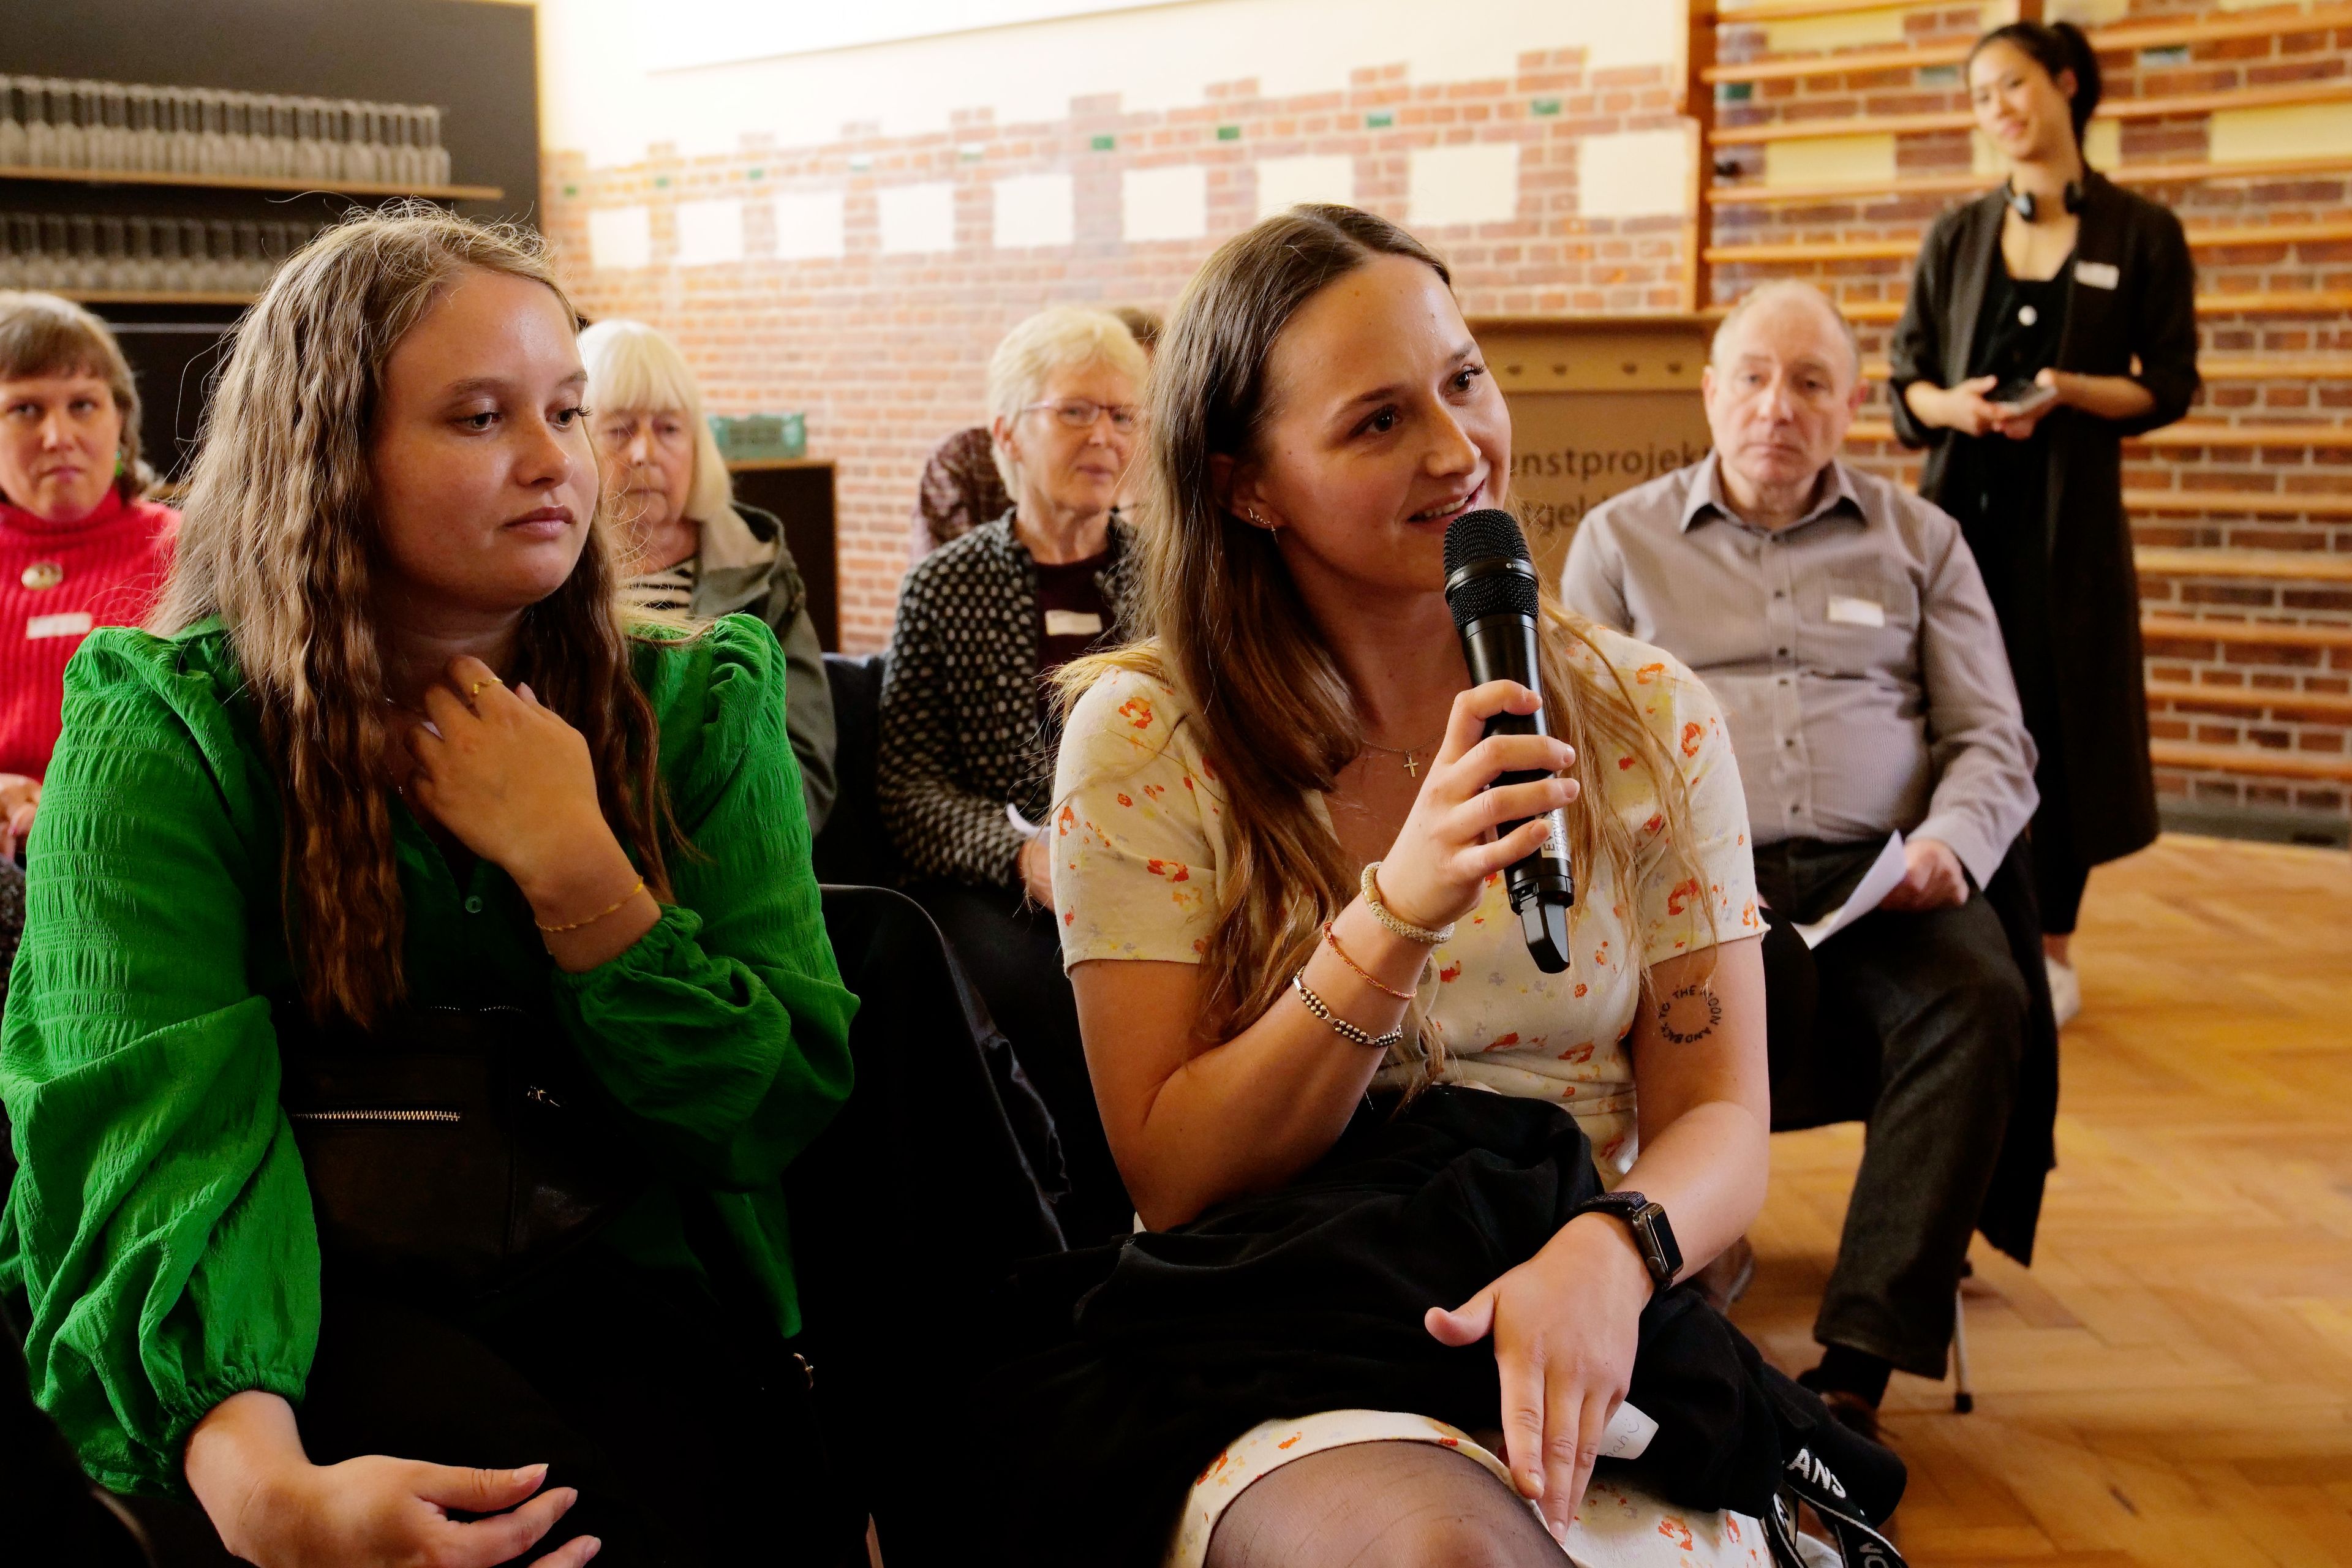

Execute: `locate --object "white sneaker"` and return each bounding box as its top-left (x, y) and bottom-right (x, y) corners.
top-left (2045, 955), bottom-right (2081, 1029)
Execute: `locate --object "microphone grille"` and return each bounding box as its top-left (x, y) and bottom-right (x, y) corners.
top-left (1442, 508), bottom-right (1530, 578)
top-left (1446, 560), bottom-right (1540, 627)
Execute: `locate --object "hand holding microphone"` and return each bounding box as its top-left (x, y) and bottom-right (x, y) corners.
top-left (1368, 682), bottom-right (1580, 946)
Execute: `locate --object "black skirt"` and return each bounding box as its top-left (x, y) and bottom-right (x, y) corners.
top-left (961, 1087), bottom-right (1904, 1567)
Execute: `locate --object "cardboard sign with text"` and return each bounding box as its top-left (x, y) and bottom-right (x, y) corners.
top-left (1472, 319), bottom-right (1716, 589)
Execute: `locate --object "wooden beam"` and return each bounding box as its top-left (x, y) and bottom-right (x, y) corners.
top-left (1821, 289), bottom-right (2352, 323)
top-left (1714, 0), bottom-right (1936, 22)
top-left (1855, 356), bottom-right (2352, 380)
top-left (1710, 80), bottom-right (2352, 146)
top-left (1849, 418), bottom-right (2352, 448)
top-left (2149, 739), bottom-right (2352, 782)
top-left (1685, 2), bottom-right (1719, 318)
top-left (0, 164), bottom-right (502, 202)
top-left (2147, 681), bottom-right (2352, 720)
top-left (1707, 154), bottom-right (2352, 205)
top-left (2135, 547), bottom-right (2352, 584)
top-left (1708, 219), bottom-right (2352, 265)
top-left (1703, 2), bottom-right (2352, 85)
top-left (2142, 614), bottom-right (2352, 649)
top-left (2125, 489), bottom-right (2352, 519)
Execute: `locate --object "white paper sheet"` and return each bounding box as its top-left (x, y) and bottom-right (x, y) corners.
top-left (1790, 831), bottom-right (1907, 950)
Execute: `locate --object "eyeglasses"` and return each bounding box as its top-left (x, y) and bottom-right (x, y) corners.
top-left (1023, 398), bottom-right (1142, 434)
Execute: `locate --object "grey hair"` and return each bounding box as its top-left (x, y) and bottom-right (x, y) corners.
top-left (984, 305), bottom-right (1148, 494)
top-left (1710, 280), bottom-right (1861, 383)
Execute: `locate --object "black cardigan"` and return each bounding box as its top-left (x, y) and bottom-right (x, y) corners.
top-left (1888, 171), bottom-right (2199, 867)
top-left (876, 514), bottom-right (1139, 891)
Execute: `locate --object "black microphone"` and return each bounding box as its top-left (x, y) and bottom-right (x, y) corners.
top-left (1442, 508), bottom-right (1574, 973)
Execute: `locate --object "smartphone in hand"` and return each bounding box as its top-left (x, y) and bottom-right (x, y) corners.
top-left (1988, 377), bottom-right (2058, 418)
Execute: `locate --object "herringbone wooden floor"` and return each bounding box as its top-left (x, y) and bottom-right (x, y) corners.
top-left (1732, 834), bottom-right (2352, 1566)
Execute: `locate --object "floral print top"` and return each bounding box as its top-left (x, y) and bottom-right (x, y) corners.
top-left (1050, 626), bottom-right (1760, 1178)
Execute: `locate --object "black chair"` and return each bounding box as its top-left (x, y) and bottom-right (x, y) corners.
top-left (811, 652), bottom-right (896, 888)
top-left (1759, 836), bottom-right (2059, 1414)
top-left (788, 883), bottom-right (1066, 1568)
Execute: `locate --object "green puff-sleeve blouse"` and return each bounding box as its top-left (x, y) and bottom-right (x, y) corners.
top-left (0, 612), bottom-right (856, 1497)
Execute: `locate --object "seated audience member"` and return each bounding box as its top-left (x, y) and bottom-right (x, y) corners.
top-left (879, 304), bottom-right (1145, 1245)
top-left (1562, 280), bottom-right (2038, 1438)
top-left (0, 292), bottom-right (179, 856)
top-left (579, 317), bottom-right (839, 833)
top-left (0, 213), bottom-right (856, 1566)
top-left (997, 204), bottom-right (1796, 1566)
top-left (910, 303), bottom-right (1160, 560)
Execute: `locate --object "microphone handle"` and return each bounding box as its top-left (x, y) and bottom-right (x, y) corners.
top-left (1458, 610), bottom-right (1576, 973)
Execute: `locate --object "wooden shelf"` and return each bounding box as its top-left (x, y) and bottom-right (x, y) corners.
top-left (723, 457), bottom-right (832, 472)
top-left (2147, 680), bottom-right (2352, 720)
top-left (1706, 7), bottom-right (2352, 86)
top-left (1713, 0), bottom-right (1932, 23)
top-left (2135, 546), bottom-right (2352, 583)
top-left (2149, 738), bottom-right (2352, 782)
top-left (2126, 489), bottom-right (2352, 518)
top-left (1821, 288), bottom-right (2352, 325)
top-left (1856, 356), bottom-right (2352, 381)
top-left (2143, 612), bottom-right (2352, 649)
top-left (0, 165), bottom-right (502, 202)
top-left (1708, 154), bottom-right (2352, 206)
top-left (1709, 219), bottom-right (2352, 266)
top-left (51, 289), bottom-right (255, 306)
top-left (1849, 418), bottom-right (2352, 448)
top-left (1712, 80), bottom-right (2352, 146)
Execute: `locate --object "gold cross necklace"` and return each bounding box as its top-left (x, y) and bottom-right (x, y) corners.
top-left (1359, 735), bottom-right (1444, 778)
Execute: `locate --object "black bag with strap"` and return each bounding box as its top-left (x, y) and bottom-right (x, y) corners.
top-left (274, 1001), bottom-right (648, 1298)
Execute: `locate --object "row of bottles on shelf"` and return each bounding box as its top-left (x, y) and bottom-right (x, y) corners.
top-left (0, 77), bottom-right (452, 187)
top-left (0, 211), bottom-right (325, 296)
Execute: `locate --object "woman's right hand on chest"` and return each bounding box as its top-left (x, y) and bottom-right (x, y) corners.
top-left (186, 1392), bottom-right (600, 1567)
top-left (1372, 680), bottom-right (1578, 935)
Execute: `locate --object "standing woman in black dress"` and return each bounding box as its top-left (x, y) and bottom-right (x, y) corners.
top-left (1890, 19), bottom-right (2198, 1024)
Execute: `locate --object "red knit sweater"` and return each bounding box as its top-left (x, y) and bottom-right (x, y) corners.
top-left (0, 488), bottom-right (179, 778)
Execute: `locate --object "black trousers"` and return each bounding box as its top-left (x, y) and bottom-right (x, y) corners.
top-left (138, 1251), bottom-right (861, 1567)
top-left (911, 878), bottom-right (1135, 1245)
top-left (1757, 839), bottom-right (2027, 1377)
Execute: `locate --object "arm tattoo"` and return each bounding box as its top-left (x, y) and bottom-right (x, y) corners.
top-left (1655, 982), bottom-right (1723, 1045)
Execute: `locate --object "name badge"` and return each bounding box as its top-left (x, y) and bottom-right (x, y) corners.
top-left (1826, 595), bottom-right (1885, 629)
top-left (1044, 609), bottom-right (1104, 638)
top-left (26, 611), bottom-right (93, 640)
top-left (2074, 259), bottom-right (2120, 291)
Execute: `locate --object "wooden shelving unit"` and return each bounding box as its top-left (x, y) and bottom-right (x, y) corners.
top-left (0, 165), bottom-right (502, 202)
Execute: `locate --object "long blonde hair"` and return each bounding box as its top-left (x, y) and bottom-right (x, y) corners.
top-left (151, 208), bottom-right (673, 1027)
top-left (1063, 205), bottom-right (1710, 1075)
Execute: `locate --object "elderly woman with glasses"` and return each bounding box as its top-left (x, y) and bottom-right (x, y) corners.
top-left (878, 304), bottom-right (1145, 1244)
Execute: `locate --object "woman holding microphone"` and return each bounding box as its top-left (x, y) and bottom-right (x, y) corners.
top-left (1890, 20), bottom-right (2199, 1021)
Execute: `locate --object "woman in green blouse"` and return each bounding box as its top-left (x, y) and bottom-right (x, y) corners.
top-left (0, 213), bottom-right (855, 1565)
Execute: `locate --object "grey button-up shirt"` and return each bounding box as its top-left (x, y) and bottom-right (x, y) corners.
top-left (1561, 454), bottom-right (2037, 886)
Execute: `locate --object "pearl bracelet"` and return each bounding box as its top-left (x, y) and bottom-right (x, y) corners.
top-left (1291, 970), bottom-right (1405, 1050)
top-left (1359, 862), bottom-right (1454, 946)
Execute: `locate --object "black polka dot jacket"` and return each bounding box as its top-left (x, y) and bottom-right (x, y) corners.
top-left (877, 513), bottom-right (1140, 891)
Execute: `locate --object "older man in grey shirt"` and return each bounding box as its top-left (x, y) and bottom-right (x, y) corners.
top-left (1563, 281), bottom-right (2036, 1437)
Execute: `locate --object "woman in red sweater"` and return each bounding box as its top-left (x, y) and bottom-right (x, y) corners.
top-left (0, 293), bottom-right (178, 853)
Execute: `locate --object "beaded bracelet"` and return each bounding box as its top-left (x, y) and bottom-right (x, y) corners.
top-left (1359, 862), bottom-right (1454, 946)
top-left (1322, 921), bottom-right (1422, 1001)
top-left (1291, 970), bottom-right (1405, 1050)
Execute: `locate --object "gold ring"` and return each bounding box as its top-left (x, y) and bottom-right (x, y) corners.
top-left (470, 676), bottom-right (505, 699)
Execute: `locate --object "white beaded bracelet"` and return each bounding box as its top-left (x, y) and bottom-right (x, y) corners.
top-left (1360, 862), bottom-right (1454, 946)
top-left (1291, 970), bottom-right (1406, 1050)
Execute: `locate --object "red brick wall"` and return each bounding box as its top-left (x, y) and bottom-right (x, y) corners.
top-left (1709, 2), bottom-right (2352, 823)
top-left (542, 48), bottom-right (1687, 653)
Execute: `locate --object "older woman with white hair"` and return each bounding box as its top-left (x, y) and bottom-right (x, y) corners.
top-left (878, 304), bottom-right (1145, 1244)
top-left (578, 318), bottom-right (837, 832)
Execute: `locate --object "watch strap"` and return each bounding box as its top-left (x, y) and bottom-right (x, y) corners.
top-left (1575, 1191), bottom-right (1683, 1292)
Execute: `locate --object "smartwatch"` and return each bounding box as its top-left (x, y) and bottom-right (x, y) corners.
top-left (1574, 1191), bottom-right (1683, 1294)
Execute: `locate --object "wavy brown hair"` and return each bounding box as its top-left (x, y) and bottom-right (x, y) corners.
top-left (1062, 204), bottom-right (1711, 1079)
top-left (151, 208), bottom-right (672, 1027)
